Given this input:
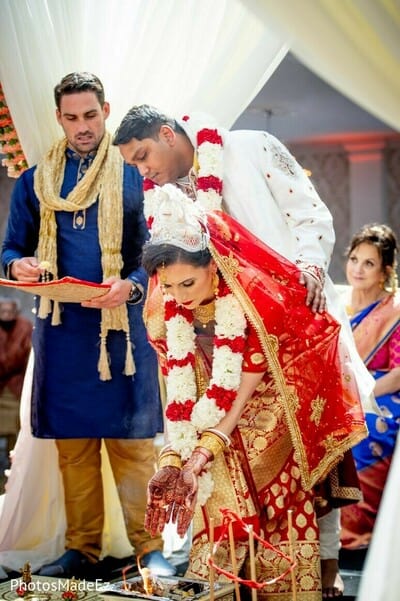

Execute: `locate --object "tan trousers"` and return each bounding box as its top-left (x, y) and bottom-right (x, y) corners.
top-left (56, 438), bottom-right (163, 562)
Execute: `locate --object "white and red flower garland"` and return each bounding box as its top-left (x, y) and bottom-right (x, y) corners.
top-left (143, 114), bottom-right (241, 503)
top-left (164, 279), bottom-right (247, 504)
top-left (143, 114), bottom-right (224, 226)
top-left (192, 122), bottom-right (223, 211)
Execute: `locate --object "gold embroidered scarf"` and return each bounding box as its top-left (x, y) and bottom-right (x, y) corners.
top-left (33, 131), bottom-right (135, 380)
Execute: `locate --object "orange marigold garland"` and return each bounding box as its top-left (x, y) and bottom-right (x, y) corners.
top-left (0, 81), bottom-right (28, 178)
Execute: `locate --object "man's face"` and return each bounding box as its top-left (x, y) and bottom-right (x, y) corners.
top-left (118, 125), bottom-right (190, 184)
top-left (56, 91), bottom-right (110, 156)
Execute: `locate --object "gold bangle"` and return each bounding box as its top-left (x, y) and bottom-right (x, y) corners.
top-left (158, 450), bottom-right (180, 463)
top-left (158, 448), bottom-right (178, 459)
top-left (198, 431), bottom-right (226, 459)
top-left (203, 428), bottom-right (231, 447)
top-left (158, 454), bottom-right (182, 469)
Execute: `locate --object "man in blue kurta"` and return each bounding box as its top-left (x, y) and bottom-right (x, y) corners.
top-left (1, 72), bottom-right (174, 578)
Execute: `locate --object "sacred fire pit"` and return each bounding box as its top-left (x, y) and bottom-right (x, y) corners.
top-left (98, 576), bottom-right (233, 601)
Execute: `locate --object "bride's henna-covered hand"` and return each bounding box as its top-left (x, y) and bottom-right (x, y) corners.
top-left (172, 447), bottom-right (212, 537)
top-left (144, 466), bottom-right (181, 536)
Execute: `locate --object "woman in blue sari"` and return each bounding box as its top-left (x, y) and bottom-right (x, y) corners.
top-left (340, 223), bottom-right (400, 550)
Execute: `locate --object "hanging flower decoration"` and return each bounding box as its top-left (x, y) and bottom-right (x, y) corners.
top-left (164, 278), bottom-right (247, 503)
top-left (143, 114), bottom-right (224, 224)
top-left (0, 82), bottom-right (28, 178)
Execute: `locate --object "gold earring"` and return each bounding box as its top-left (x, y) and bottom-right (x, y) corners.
top-left (212, 272), bottom-right (219, 297)
top-left (159, 262), bottom-right (167, 285)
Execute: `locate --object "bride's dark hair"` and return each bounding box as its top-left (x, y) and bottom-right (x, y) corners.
top-left (142, 243), bottom-right (211, 276)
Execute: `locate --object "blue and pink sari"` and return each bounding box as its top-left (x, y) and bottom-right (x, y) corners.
top-left (341, 292), bottom-right (400, 549)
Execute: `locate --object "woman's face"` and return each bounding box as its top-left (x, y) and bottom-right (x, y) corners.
top-left (346, 242), bottom-right (386, 291)
top-left (158, 261), bottom-right (216, 308)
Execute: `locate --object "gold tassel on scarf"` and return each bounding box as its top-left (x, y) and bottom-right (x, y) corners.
top-left (38, 296), bottom-right (52, 320)
top-left (124, 333), bottom-right (136, 377)
top-left (51, 300), bottom-right (62, 326)
top-left (33, 132), bottom-right (136, 380)
top-left (98, 332), bottom-right (112, 382)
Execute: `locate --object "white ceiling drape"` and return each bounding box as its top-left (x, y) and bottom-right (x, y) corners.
top-left (242, 0), bottom-right (400, 132)
top-left (0, 0), bottom-right (289, 166)
top-left (2, 0), bottom-right (398, 169)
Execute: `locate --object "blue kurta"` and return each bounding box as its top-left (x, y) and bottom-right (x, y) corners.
top-left (1, 151), bottom-right (163, 439)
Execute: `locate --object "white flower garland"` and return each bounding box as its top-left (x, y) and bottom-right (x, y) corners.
top-left (143, 114), bottom-right (224, 220)
top-left (142, 114), bottom-right (244, 504)
top-left (164, 285), bottom-right (247, 504)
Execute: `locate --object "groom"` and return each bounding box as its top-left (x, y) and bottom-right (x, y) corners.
top-left (112, 104), bottom-right (371, 598)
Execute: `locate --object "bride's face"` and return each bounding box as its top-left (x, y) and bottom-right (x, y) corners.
top-left (158, 261), bottom-right (216, 308)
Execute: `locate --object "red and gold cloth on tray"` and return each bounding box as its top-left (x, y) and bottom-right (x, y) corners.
top-left (0, 276), bottom-right (110, 303)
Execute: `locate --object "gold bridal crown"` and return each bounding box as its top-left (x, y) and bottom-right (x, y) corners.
top-left (149, 184), bottom-right (210, 252)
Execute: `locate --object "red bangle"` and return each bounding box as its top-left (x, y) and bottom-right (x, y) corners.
top-left (194, 447), bottom-right (213, 462)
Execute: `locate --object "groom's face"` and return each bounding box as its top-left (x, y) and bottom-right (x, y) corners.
top-left (118, 125), bottom-right (191, 184)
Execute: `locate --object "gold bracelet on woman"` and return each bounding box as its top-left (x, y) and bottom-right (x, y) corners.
top-left (203, 427), bottom-right (232, 447)
top-left (157, 449), bottom-right (182, 470)
top-left (198, 430), bottom-right (227, 460)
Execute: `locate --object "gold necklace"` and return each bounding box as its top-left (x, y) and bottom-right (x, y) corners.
top-left (193, 299), bottom-right (215, 327)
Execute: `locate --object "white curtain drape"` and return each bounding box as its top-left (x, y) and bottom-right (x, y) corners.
top-left (356, 434), bottom-right (400, 601)
top-left (0, 0), bottom-right (289, 166)
top-left (0, 1), bottom-right (289, 569)
top-left (2, 1), bottom-right (398, 167)
top-left (242, 0), bottom-right (400, 131)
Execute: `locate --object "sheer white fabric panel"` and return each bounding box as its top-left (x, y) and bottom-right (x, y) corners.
top-left (357, 435), bottom-right (400, 601)
top-left (0, 0), bottom-right (288, 165)
top-left (0, 0), bottom-right (290, 568)
top-left (242, 0), bottom-right (400, 131)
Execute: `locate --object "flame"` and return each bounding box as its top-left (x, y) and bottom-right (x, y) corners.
top-left (137, 557), bottom-right (154, 596)
top-left (122, 564), bottom-right (134, 591)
